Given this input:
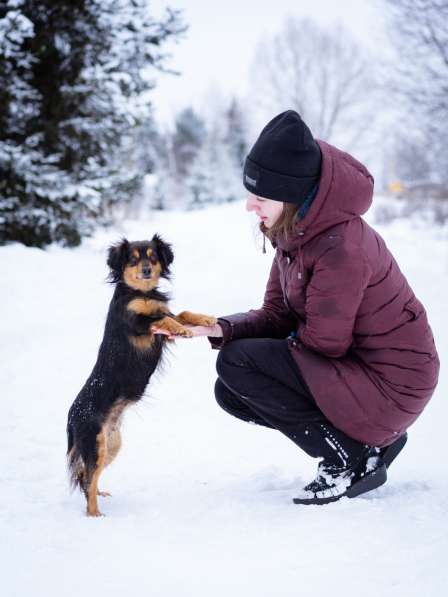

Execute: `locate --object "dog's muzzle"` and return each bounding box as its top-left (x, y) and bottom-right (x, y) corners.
top-left (139, 265), bottom-right (151, 279)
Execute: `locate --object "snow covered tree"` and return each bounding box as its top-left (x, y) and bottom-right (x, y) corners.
top-left (224, 97), bottom-right (248, 170)
top-left (150, 132), bottom-right (185, 211)
top-left (151, 107), bottom-right (206, 210)
top-left (0, 0), bottom-right (185, 247)
top-left (392, 132), bottom-right (432, 185)
top-left (135, 113), bottom-right (164, 176)
top-left (151, 100), bottom-right (249, 211)
top-left (172, 107), bottom-right (206, 177)
top-left (384, 0), bottom-right (448, 184)
top-left (184, 111), bottom-right (245, 210)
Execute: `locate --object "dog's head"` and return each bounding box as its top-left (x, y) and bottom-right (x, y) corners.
top-left (107, 235), bottom-right (174, 291)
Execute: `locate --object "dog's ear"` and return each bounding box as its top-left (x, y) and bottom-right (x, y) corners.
top-left (107, 238), bottom-right (130, 282)
top-left (152, 233), bottom-right (174, 276)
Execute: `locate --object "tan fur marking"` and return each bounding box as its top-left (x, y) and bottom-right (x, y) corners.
top-left (132, 250), bottom-right (139, 259)
top-left (86, 432), bottom-right (107, 516)
top-left (127, 298), bottom-right (168, 316)
top-left (154, 316), bottom-right (193, 337)
top-left (129, 334), bottom-right (155, 350)
top-left (104, 430), bottom-right (122, 467)
top-left (103, 401), bottom-right (127, 467)
top-left (123, 262), bottom-right (162, 292)
top-left (105, 400), bottom-right (128, 428)
top-left (146, 248), bottom-right (153, 257)
top-left (68, 446), bottom-right (85, 488)
top-left (175, 311), bottom-right (218, 326)
top-left (85, 402), bottom-right (129, 514)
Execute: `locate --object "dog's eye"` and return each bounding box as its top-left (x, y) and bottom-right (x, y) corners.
top-left (129, 258), bottom-right (138, 266)
top-left (150, 256), bottom-right (158, 265)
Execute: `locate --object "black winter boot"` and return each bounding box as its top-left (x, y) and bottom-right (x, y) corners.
top-left (293, 447), bottom-right (387, 505)
top-left (378, 432), bottom-right (408, 469)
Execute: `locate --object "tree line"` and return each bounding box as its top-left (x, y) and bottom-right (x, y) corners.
top-left (1, 0), bottom-right (446, 248)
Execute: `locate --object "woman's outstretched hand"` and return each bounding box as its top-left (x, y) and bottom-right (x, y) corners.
top-left (184, 323), bottom-right (223, 337)
top-left (152, 323), bottom-right (223, 339)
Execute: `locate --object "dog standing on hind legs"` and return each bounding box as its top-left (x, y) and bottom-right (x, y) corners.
top-left (66, 234), bottom-right (217, 517)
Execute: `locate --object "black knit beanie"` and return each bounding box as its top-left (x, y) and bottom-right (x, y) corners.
top-left (243, 110), bottom-right (322, 205)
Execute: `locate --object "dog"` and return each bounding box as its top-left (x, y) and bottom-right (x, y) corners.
top-left (67, 234), bottom-right (217, 516)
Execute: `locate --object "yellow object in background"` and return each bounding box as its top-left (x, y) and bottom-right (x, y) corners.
top-left (388, 181), bottom-right (404, 194)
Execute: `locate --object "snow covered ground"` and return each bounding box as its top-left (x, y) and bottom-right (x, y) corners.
top-left (1, 199), bottom-right (447, 597)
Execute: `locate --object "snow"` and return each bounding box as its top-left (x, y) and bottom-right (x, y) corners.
top-left (1, 199), bottom-right (447, 596)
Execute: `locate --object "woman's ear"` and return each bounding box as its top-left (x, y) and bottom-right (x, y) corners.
top-left (107, 238), bottom-right (129, 282)
top-left (151, 233), bottom-right (174, 275)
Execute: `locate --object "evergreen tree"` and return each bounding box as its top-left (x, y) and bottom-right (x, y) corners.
top-left (224, 98), bottom-right (248, 169)
top-left (0, 0), bottom-right (185, 247)
top-left (135, 113), bottom-right (163, 176)
top-left (151, 130), bottom-right (184, 211)
top-left (185, 119), bottom-right (243, 210)
top-left (151, 101), bottom-right (249, 212)
top-left (151, 107), bottom-right (206, 210)
top-left (172, 107), bottom-right (206, 177)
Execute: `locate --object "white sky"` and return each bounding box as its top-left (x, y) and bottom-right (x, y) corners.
top-left (150, 0), bottom-right (388, 127)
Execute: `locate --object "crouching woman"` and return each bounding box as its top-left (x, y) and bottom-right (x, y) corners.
top-left (159, 110), bottom-right (440, 505)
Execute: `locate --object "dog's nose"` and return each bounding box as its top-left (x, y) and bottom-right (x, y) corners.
top-left (142, 266), bottom-right (151, 277)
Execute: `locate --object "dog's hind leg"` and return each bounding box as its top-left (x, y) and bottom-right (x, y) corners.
top-left (97, 427), bottom-right (123, 497)
top-left (98, 431), bottom-right (122, 497)
top-left (96, 400), bottom-right (127, 499)
top-left (86, 430), bottom-right (107, 517)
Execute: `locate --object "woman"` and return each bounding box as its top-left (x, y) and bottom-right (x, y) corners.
top-left (156, 110), bottom-right (440, 505)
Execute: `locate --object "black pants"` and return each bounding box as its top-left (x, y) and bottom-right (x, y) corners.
top-left (215, 338), bottom-right (367, 467)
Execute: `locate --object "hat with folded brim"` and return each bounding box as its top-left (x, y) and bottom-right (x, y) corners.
top-left (243, 110), bottom-right (322, 205)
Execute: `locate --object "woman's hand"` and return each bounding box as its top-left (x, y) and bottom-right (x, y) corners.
top-left (183, 323), bottom-right (223, 337)
top-left (152, 323), bottom-right (223, 339)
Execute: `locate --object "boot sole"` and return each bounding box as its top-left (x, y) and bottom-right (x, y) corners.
top-left (293, 463), bottom-right (387, 506)
top-left (379, 432), bottom-right (408, 469)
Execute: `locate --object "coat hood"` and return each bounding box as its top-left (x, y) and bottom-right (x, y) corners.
top-left (274, 140), bottom-right (374, 251)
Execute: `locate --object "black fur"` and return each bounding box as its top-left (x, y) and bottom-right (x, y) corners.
top-left (67, 235), bottom-right (173, 496)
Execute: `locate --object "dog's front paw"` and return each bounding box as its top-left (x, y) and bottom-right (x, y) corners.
top-left (200, 315), bottom-right (218, 326)
top-left (177, 327), bottom-right (193, 338)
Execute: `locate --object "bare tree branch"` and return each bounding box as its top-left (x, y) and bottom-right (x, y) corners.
top-left (249, 17), bottom-right (378, 150)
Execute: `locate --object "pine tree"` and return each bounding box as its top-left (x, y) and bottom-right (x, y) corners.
top-left (151, 101), bottom-right (249, 212)
top-left (0, 0), bottom-right (185, 247)
top-left (224, 98), bottom-right (248, 170)
top-left (185, 119), bottom-right (244, 210)
top-left (172, 107), bottom-right (206, 177)
top-left (151, 107), bottom-right (206, 210)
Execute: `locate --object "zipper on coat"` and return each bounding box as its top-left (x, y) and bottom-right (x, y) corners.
top-left (297, 246), bottom-right (304, 280)
top-left (296, 229), bottom-right (305, 281)
top-left (283, 251), bottom-right (300, 315)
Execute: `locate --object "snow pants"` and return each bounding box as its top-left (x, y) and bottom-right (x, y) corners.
top-left (215, 338), bottom-right (367, 467)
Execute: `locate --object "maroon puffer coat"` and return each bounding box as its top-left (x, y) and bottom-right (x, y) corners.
top-left (212, 140), bottom-right (440, 447)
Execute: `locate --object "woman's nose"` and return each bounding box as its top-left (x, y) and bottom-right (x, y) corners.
top-left (246, 196), bottom-right (259, 212)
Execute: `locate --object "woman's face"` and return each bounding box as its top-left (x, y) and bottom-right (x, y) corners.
top-left (246, 193), bottom-right (284, 228)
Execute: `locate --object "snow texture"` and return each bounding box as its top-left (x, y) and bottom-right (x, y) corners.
top-left (1, 199), bottom-right (447, 596)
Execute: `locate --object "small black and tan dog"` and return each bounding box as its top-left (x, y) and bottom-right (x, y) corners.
top-left (67, 235), bottom-right (216, 516)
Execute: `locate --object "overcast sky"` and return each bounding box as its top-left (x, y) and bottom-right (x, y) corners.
top-left (150, 0), bottom-right (389, 127)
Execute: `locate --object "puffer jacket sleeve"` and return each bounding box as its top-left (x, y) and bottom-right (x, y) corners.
top-left (296, 241), bottom-right (372, 358)
top-left (208, 256), bottom-right (297, 349)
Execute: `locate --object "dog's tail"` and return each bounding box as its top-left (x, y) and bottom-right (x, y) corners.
top-left (66, 418), bottom-right (101, 493)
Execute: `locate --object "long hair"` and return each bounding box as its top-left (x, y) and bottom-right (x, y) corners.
top-left (260, 203), bottom-right (300, 246)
